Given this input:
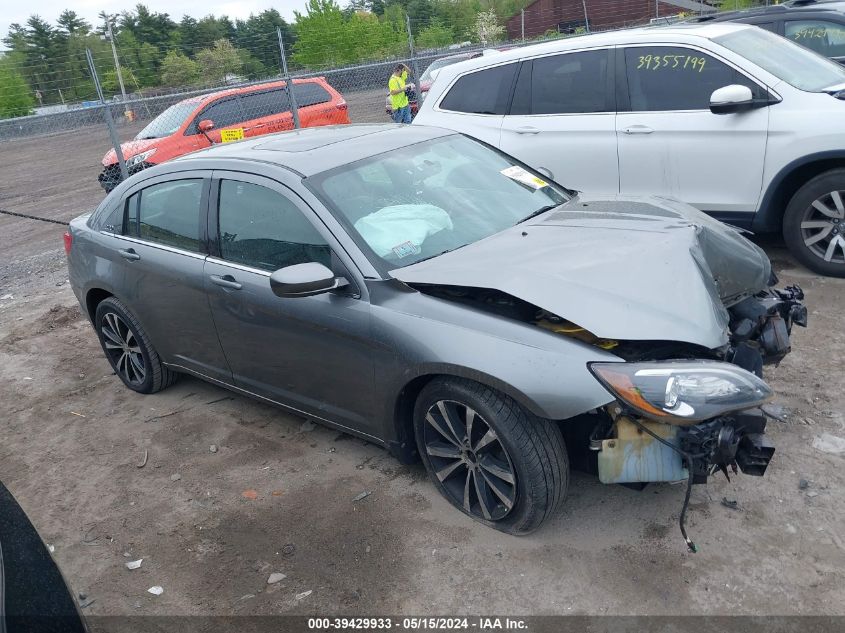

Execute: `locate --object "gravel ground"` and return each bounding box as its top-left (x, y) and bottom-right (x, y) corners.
top-left (1, 99), bottom-right (844, 619)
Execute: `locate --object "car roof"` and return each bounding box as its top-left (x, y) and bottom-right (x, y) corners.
top-left (176, 77), bottom-right (326, 109)
top-left (425, 22), bottom-right (753, 78)
top-left (173, 124), bottom-right (455, 176)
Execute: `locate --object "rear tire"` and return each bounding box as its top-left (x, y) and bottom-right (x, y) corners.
top-left (783, 168), bottom-right (845, 277)
top-left (414, 377), bottom-right (568, 535)
top-left (94, 297), bottom-right (178, 394)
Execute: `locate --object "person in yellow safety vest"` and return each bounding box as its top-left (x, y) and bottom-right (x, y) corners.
top-left (389, 63), bottom-right (415, 124)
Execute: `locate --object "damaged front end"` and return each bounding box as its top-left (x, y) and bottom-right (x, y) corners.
top-left (391, 194), bottom-right (809, 549)
top-left (586, 357), bottom-right (787, 552)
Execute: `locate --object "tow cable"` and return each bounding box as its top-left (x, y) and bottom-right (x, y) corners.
top-left (0, 208), bottom-right (68, 226)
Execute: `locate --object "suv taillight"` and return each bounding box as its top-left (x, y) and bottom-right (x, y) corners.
top-left (63, 231), bottom-right (73, 255)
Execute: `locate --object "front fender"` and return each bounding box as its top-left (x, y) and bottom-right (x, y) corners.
top-left (370, 292), bottom-right (619, 433)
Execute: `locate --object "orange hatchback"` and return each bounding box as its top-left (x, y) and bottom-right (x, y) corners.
top-left (99, 77), bottom-right (349, 192)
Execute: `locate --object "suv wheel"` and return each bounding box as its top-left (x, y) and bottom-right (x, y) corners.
top-left (94, 297), bottom-right (178, 394)
top-left (783, 168), bottom-right (845, 277)
top-left (413, 377), bottom-right (568, 534)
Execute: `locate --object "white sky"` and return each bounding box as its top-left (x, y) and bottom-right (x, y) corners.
top-left (1, 0), bottom-right (310, 50)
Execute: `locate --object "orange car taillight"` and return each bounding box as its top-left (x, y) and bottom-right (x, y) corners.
top-left (63, 231), bottom-right (73, 255)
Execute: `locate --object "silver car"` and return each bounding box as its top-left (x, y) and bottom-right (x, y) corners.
top-left (66, 125), bottom-right (806, 544)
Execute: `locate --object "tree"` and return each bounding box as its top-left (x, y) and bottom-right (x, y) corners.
top-left (416, 16), bottom-right (453, 49)
top-left (177, 16), bottom-right (199, 55)
top-left (234, 9), bottom-right (294, 72)
top-left (292, 0), bottom-right (349, 67)
top-left (195, 39), bottom-right (246, 82)
top-left (475, 9), bottom-right (505, 44)
top-left (119, 4), bottom-right (176, 51)
top-left (0, 57), bottom-right (35, 118)
top-left (56, 11), bottom-right (90, 36)
top-left (160, 50), bottom-right (199, 86)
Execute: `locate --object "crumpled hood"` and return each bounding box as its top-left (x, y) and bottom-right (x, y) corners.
top-left (391, 195), bottom-right (771, 350)
top-left (102, 137), bottom-right (159, 166)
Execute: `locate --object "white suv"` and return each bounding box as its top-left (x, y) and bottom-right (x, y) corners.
top-left (414, 23), bottom-right (845, 276)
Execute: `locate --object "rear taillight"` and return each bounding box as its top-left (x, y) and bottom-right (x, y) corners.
top-left (336, 101), bottom-right (348, 111)
top-left (63, 230), bottom-right (73, 255)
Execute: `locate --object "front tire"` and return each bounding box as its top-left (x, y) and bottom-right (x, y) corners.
top-left (94, 297), bottom-right (178, 394)
top-left (413, 378), bottom-right (568, 534)
top-left (783, 169), bottom-right (845, 277)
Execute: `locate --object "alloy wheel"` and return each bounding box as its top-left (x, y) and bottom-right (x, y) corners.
top-left (422, 400), bottom-right (517, 521)
top-left (101, 311), bottom-right (146, 385)
top-left (801, 190), bottom-right (845, 264)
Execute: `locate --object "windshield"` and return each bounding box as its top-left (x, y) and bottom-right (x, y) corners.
top-left (715, 27), bottom-right (845, 92)
top-left (311, 135), bottom-right (569, 269)
top-left (420, 55), bottom-right (471, 84)
top-left (135, 101), bottom-right (198, 139)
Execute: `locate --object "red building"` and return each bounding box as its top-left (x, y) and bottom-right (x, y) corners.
top-left (506, 0), bottom-right (716, 40)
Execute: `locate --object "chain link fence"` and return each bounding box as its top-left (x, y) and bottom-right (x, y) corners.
top-left (0, 0), bottom-right (788, 205)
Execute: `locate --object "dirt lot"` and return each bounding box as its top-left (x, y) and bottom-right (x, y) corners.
top-left (1, 103), bottom-right (844, 619)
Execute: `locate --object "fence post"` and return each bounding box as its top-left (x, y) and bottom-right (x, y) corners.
top-left (278, 27), bottom-right (301, 130)
top-left (87, 48), bottom-right (128, 183)
top-left (582, 0), bottom-right (590, 32)
top-left (521, 9), bottom-right (525, 42)
top-left (405, 14), bottom-right (421, 83)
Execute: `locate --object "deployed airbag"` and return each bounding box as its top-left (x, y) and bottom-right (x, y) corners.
top-left (354, 204), bottom-right (452, 258)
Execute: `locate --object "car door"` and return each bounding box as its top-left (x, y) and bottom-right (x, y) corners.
top-left (237, 88), bottom-right (294, 138)
top-left (784, 18), bottom-right (845, 65)
top-left (499, 49), bottom-right (618, 194)
top-left (112, 172), bottom-right (232, 382)
top-left (203, 171), bottom-right (377, 435)
top-left (188, 96), bottom-right (245, 146)
top-left (615, 45), bottom-right (770, 220)
top-left (428, 61), bottom-right (519, 148)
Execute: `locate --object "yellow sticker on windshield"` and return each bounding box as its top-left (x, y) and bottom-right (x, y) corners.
top-left (221, 128), bottom-right (245, 143)
top-left (500, 165), bottom-right (547, 190)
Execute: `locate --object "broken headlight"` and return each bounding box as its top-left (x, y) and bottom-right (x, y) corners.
top-left (589, 361), bottom-right (772, 424)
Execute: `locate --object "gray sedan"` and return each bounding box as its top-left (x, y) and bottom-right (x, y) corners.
top-left (66, 124), bottom-right (806, 544)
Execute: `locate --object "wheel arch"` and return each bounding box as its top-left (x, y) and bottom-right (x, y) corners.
top-left (753, 152), bottom-right (845, 233)
top-left (385, 367), bottom-right (556, 465)
top-left (85, 287), bottom-right (115, 324)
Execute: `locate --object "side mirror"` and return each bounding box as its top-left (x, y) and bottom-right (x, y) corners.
top-left (198, 119), bottom-right (215, 132)
top-left (535, 166), bottom-right (555, 181)
top-left (710, 85), bottom-right (755, 115)
top-left (270, 262), bottom-right (348, 298)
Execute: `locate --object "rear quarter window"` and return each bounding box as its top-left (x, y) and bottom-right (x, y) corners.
top-left (439, 63), bottom-right (518, 115)
top-left (294, 83), bottom-right (332, 108)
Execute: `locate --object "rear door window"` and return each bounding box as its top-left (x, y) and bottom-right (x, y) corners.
top-left (623, 46), bottom-right (763, 111)
top-left (240, 89), bottom-right (289, 120)
top-left (130, 179), bottom-right (204, 252)
top-left (785, 19), bottom-right (845, 58)
top-left (217, 180), bottom-right (331, 271)
top-left (439, 63), bottom-right (518, 115)
top-left (510, 50), bottom-right (612, 115)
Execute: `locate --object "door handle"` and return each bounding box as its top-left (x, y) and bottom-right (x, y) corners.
top-left (623, 125), bottom-right (654, 135)
top-left (118, 248), bottom-right (140, 261)
top-left (514, 126), bottom-right (540, 135)
top-left (210, 274), bottom-right (242, 290)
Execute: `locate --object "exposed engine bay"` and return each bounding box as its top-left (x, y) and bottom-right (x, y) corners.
top-left (413, 274), bottom-right (807, 372)
top-left (412, 276), bottom-right (807, 551)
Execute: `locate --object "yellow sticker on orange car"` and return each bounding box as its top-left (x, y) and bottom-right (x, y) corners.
top-left (221, 128), bottom-right (245, 143)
